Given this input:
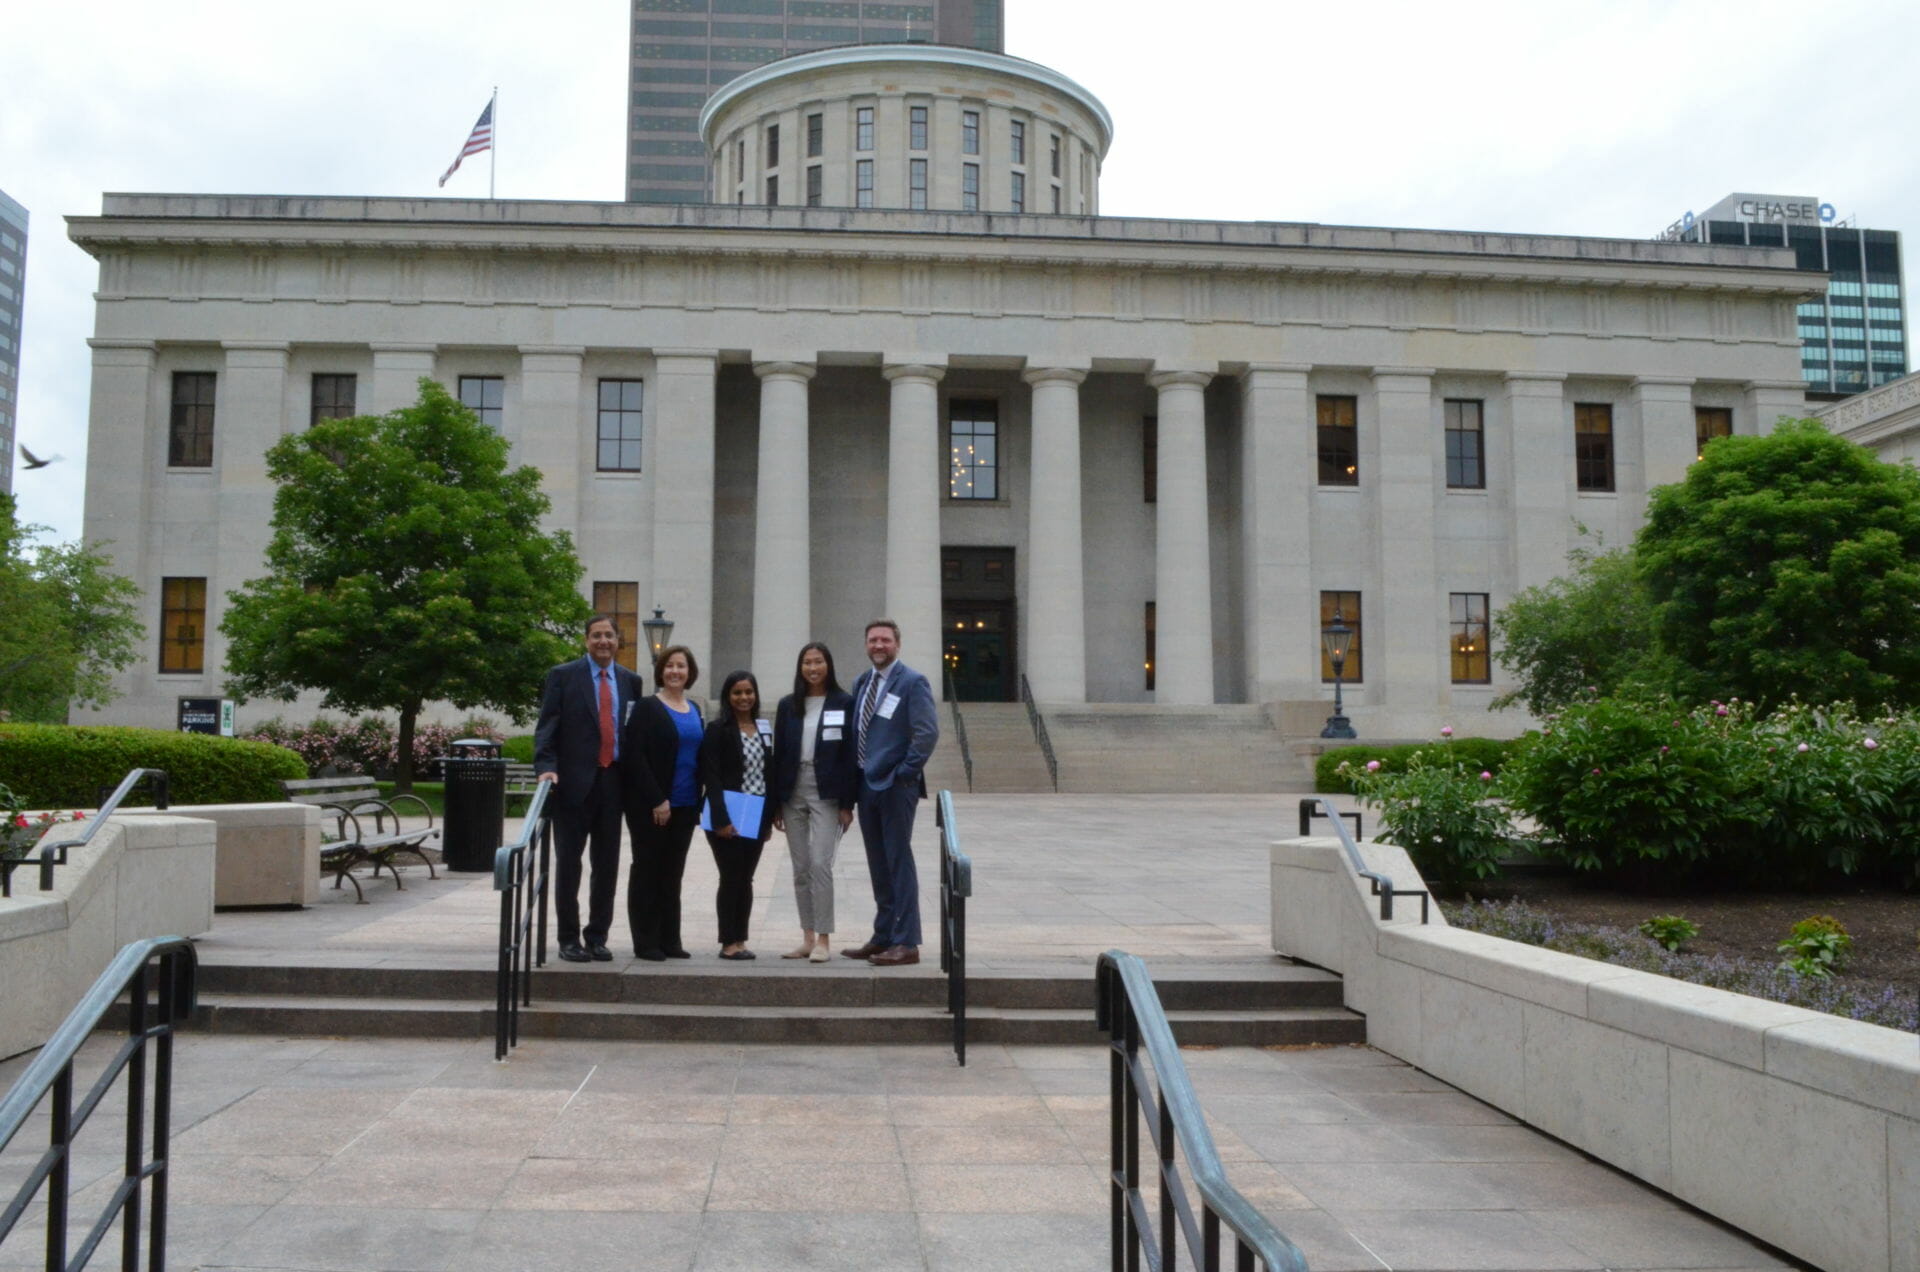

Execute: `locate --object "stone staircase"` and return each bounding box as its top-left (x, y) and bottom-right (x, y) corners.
top-left (1040, 703), bottom-right (1308, 793)
top-left (943, 702), bottom-right (1054, 794)
top-left (178, 961), bottom-right (1364, 1047)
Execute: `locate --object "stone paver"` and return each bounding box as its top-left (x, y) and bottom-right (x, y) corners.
top-left (1, 795), bottom-right (1807, 1270)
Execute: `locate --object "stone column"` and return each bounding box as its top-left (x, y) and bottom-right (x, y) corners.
top-left (1744, 379), bottom-right (1808, 435)
top-left (1146, 368), bottom-right (1214, 704)
top-left (1372, 367), bottom-right (1441, 720)
top-left (1633, 376), bottom-right (1696, 530)
top-left (1022, 366), bottom-right (1088, 702)
top-left (214, 342), bottom-right (292, 684)
top-left (1504, 373), bottom-right (1570, 592)
top-left (751, 361), bottom-right (816, 679)
top-left (650, 350), bottom-right (719, 665)
top-left (82, 340), bottom-right (158, 585)
top-left (1239, 364), bottom-right (1315, 704)
top-left (518, 347), bottom-right (585, 527)
top-left (369, 344), bottom-right (437, 413)
top-left (881, 363), bottom-right (944, 655)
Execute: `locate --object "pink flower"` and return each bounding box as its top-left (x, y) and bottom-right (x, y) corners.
top-left (1796, 743), bottom-right (1810, 753)
top-left (1365, 760), bottom-right (1381, 772)
top-left (1864, 738), bottom-right (1879, 750)
top-left (1440, 726), bottom-right (1454, 738)
top-left (72, 811), bottom-right (86, 819)
top-left (11, 815), bottom-right (25, 828)
top-left (1479, 771), bottom-right (1492, 781)
top-left (1715, 707), bottom-right (1728, 717)
top-left (1660, 746), bottom-right (1670, 753)
top-left (1591, 767), bottom-right (1602, 775)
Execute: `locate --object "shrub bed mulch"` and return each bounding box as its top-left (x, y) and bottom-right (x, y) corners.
top-left (1443, 872), bottom-right (1920, 1032)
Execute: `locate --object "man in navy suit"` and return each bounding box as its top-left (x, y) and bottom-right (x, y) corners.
top-left (841, 618), bottom-right (940, 966)
top-left (534, 615), bottom-right (644, 963)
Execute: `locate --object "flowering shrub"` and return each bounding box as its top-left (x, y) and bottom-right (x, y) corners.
top-left (1341, 735), bottom-right (1514, 889)
top-left (1447, 898), bottom-right (1917, 1032)
top-left (243, 716), bottom-right (505, 778)
top-left (0, 781), bottom-right (87, 860)
top-left (1777, 915), bottom-right (1853, 978)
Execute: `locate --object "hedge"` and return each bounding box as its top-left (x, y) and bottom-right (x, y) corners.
top-left (0, 725), bottom-right (309, 807)
top-left (1316, 737), bottom-right (1517, 794)
top-left (501, 735), bottom-right (536, 764)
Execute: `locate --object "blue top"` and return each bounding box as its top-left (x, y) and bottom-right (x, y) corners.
top-left (668, 700), bottom-right (703, 807)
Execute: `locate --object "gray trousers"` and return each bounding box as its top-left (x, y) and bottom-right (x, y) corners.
top-left (781, 760), bottom-right (842, 933)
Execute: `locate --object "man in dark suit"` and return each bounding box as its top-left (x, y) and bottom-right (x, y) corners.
top-left (535, 614), bottom-right (644, 963)
top-left (841, 618), bottom-right (940, 967)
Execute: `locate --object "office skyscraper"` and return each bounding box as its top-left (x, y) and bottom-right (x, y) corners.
top-left (0, 188), bottom-right (25, 496)
top-left (1661, 193), bottom-right (1907, 397)
top-left (627, 0), bottom-right (1003, 204)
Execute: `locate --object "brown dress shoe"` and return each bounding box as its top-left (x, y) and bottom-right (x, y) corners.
top-left (868, 945), bottom-right (920, 966)
top-left (841, 941), bottom-right (884, 959)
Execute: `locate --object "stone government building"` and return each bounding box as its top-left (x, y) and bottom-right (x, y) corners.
top-left (70, 45), bottom-right (1812, 737)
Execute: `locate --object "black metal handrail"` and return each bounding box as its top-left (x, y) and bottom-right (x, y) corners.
top-left (1298, 796), bottom-right (1429, 923)
top-left (942, 665), bottom-right (974, 792)
top-left (1, 936), bottom-right (198, 1272)
top-left (493, 779), bottom-right (554, 1060)
top-left (1017, 674), bottom-right (1058, 792)
top-left (1096, 951), bottom-right (1308, 1272)
top-left (934, 790), bottom-right (972, 1067)
top-left (2, 768), bottom-right (170, 898)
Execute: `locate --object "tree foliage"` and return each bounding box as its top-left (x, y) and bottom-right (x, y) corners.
top-left (220, 379), bottom-right (591, 786)
top-left (1491, 533), bottom-right (1663, 715)
top-left (0, 494), bottom-right (145, 722)
top-left (1637, 418), bottom-right (1920, 711)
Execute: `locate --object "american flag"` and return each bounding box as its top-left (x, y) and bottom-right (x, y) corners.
top-left (438, 99), bottom-right (494, 187)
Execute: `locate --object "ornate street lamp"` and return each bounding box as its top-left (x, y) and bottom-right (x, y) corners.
top-left (640, 606), bottom-right (674, 661)
top-left (1320, 610), bottom-right (1357, 740)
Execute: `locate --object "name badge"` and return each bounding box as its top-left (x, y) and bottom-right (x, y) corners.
top-left (822, 710), bottom-right (846, 726)
top-left (621, 701), bottom-right (634, 725)
top-left (878, 692), bottom-right (901, 719)
top-left (756, 719), bottom-right (773, 737)
top-left (821, 727), bottom-right (842, 741)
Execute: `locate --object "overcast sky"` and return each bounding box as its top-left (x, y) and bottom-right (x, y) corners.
top-left (4, 0), bottom-right (1916, 543)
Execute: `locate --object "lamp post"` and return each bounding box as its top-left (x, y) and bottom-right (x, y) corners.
top-left (1319, 610), bottom-right (1357, 740)
top-left (640, 606), bottom-right (674, 662)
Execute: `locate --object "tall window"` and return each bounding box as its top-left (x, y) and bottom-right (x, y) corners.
top-left (765, 123), bottom-right (779, 167)
top-left (1050, 186), bottom-right (1060, 213)
top-left (592, 581), bottom-right (640, 671)
top-left (948, 399), bottom-right (998, 499)
top-left (1049, 134), bottom-right (1060, 177)
top-left (459, 376), bottom-right (504, 429)
top-left (1444, 398), bottom-right (1484, 489)
top-left (310, 373), bottom-right (356, 426)
top-left (1574, 402), bottom-right (1614, 492)
top-left (806, 112), bottom-right (823, 157)
top-left (856, 159), bottom-right (874, 208)
top-left (1450, 593), bottom-right (1491, 684)
top-left (735, 138), bottom-right (745, 185)
top-left (961, 163), bottom-right (979, 212)
top-left (1319, 591), bottom-right (1363, 682)
top-left (1010, 172), bottom-right (1025, 213)
top-left (855, 106), bottom-right (874, 151)
top-left (765, 174), bottom-right (778, 205)
top-left (169, 371), bottom-right (216, 467)
top-left (1142, 416), bottom-right (1157, 503)
top-left (1144, 601), bottom-right (1156, 692)
top-left (961, 110), bottom-right (980, 155)
top-left (159, 577), bottom-right (207, 674)
top-left (909, 159), bottom-right (928, 210)
top-left (1316, 395), bottom-right (1358, 485)
top-left (1695, 406), bottom-right (1732, 459)
top-left (597, 379), bottom-right (643, 472)
top-left (909, 106), bottom-right (928, 150)
top-left (805, 165), bottom-right (822, 207)
top-left (1010, 120), bottom-right (1026, 164)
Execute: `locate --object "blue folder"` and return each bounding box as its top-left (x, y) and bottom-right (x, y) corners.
top-left (699, 790), bottom-right (767, 838)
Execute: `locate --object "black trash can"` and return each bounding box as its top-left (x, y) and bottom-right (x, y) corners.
top-left (440, 738), bottom-right (506, 872)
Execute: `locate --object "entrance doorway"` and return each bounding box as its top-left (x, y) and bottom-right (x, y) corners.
top-left (942, 547), bottom-right (1015, 702)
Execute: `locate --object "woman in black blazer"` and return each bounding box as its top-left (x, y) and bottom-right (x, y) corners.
top-left (769, 642), bottom-right (857, 962)
top-left (621, 644), bottom-right (705, 961)
top-left (698, 669), bottom-right (773, 960)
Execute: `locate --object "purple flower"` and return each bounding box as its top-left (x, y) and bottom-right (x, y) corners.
top-left (1365, 760), bottom-right (1381, 772)
top-left (1479, 771), bottom-right (1492, 781)
top-left (1715, 706), bottom-right (1728, 717)
top-left (1797, 742), bottom-right (1810, 753)
top-left (1440, 726), bottom-right (1454, 738)
top-left (1863, 738), bottom-right (1879, 750)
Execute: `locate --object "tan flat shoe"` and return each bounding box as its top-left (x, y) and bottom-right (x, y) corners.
top-left (809, 944), bottom-right (830, 963)
top-left (781, 945), bottom-right (813, 959)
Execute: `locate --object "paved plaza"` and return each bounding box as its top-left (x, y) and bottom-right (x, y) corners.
top-left (1, 796), bottom-right (1803, 1270)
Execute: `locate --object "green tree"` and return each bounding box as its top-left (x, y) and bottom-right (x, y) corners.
top-left (1491, 532), bottom-right (1664, 715)
top-left (0, 494), bottom-right (145, 722)
top-left (1636, 418), bottom-right (1920, 710)
top-left (221, 379), bottom-right (592, 787)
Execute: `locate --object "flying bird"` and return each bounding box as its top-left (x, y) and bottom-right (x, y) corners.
top-left (19, 445), bottom-right (64, 469)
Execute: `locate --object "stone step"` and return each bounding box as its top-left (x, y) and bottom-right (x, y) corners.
top-left (178, 993), bottom-right (1365, 1047)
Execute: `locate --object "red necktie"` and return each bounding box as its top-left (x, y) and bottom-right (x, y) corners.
top-left (597, 670), bottom-right (615, 768)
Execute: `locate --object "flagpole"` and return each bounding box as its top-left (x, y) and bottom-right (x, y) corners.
top-left (489, 87), bottom-right (498, 200)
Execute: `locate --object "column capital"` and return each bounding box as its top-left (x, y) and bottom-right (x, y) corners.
top-left (369, 342), bottom-right (438, 356)
top-left (883, 363), bottom-right (946, 385)
top-left (517, 344), bottom-right (586, 357)
top-left (1631, 375), bottom-right (1696, 401)
top-left (654, 348), bottom-right (720, 371)
top-left (87, 339), bottom-right (157, 368)
top-left (1369, 365), bottom-right (1436, 382)
top-left (1743, 379), bottom-right (1808, 394)
top-left (1022, 366), bottom-right (1087, 387)
top-left (1147, 369), bottom-right (1211, 391)
top-left (1242, 361), bottom-right (1314, 378)
top-left (753, 360), bottom-right (817, 382)
top-left (221, 343), bottom-right (291, 370)
top-left (1504, 371), bottom-right (1567, 396)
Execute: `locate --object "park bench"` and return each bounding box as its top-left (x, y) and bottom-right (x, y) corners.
top-left (279, 776), bottom-right (439, 903)
top-left (503, 762), bottom-right (541, 815)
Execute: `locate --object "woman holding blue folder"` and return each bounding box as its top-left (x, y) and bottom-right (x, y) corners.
top-left (699, 670), bottom-right (773, 960)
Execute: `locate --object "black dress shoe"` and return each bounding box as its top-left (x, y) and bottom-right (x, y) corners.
top-left (841, 941), bottom-right (884, 960)
top-left (635, 948), bottom-right (667, 962)
top-left (589, 943), bottom-right (613, 962)
top-left (665, 948), bottom-right (692, 959)
top-left (718, 949), bottom-right (757, 960)
top-left (558, 942), bottom-right (590, 963)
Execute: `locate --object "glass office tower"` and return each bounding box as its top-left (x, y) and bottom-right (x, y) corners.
top-left (627, 0), bottom-right (1003, 204)
top-left (0, 189), bottom-right (25, 496)
top-left (1666, 193), bottom-right (1907, 397)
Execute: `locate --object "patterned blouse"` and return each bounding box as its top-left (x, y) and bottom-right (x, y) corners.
top-left (740, 727), bottom-right (768, 797)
